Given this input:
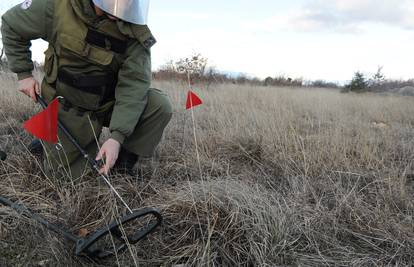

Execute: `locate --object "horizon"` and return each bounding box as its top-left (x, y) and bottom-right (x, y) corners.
top-left (1, 0), bottom-right (414, 83)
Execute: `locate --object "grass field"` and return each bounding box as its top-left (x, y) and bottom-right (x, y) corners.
top-left (1, 73), bottom-right (414, 266)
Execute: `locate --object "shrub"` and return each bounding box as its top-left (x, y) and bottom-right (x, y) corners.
top-left (309, 80), bottom-right (339, 89)
top-left (345, 71), bottom-right (368, 92)
top-left (262, 75), bottom-right (303, 87)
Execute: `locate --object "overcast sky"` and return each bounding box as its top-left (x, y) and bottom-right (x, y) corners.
top-left (1, 0), bottom-right (414, 82)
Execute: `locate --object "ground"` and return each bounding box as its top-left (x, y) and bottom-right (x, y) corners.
top-left (0, 74), bottom-right (414, 266)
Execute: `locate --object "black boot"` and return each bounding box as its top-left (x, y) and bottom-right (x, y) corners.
top-left (28, 139), bottom-right (43, 156)
top-left (113, 148), bottom-right (138, 176)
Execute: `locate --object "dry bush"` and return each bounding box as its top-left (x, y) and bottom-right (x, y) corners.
top-left (1, 75), bottom-right (414, 266)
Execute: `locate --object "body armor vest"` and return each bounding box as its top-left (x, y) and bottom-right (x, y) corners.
top-left (43, 0), bottom-right (154, 111)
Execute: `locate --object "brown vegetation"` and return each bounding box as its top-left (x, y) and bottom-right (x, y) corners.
top-left (1, 74), bottom-right (414, 266)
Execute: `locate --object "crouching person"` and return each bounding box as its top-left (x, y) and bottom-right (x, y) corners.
top-left (1, 0), bottom-right (172, 178)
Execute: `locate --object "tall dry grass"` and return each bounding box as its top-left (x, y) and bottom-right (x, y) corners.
top-left (1, 74), bottom-right (414, 266)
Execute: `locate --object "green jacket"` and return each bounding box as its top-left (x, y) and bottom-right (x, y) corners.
top-left (1, 0), bottom-right (156, 145)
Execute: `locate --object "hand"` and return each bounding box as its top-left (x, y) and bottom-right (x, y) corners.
top-left (95, 138), bottom-right (121, 175)
top-left (18, 77), bottom-right (40, 102)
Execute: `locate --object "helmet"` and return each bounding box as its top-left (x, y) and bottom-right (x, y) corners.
top-left (92, 0), bottom-right (150, 25)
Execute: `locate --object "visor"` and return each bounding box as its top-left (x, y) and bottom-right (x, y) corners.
top-left (92, 0), bottom-right (150, 25)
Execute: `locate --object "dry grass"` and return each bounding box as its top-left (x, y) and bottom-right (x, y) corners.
top-left (1, 74), bottom-right (414, 266)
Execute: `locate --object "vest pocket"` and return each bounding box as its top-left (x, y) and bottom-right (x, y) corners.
top-left (59, 33), bottom-right (114, 66)
top-left (55, 33), bottom-right (116, 111)
top-left (55, 69), bottom-right (108, 111)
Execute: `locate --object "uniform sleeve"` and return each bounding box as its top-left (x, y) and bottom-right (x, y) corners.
top-left (109, 41), bottom-right (151, 144)
top-left (1, 0), bottom-right (54, 80)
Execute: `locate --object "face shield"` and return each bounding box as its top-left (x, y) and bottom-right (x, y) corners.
top-left (92, 0), bottom-right (150, 25)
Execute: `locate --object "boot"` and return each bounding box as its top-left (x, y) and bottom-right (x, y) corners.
top-left (28, 139), bottom-right (43, 156)
top-left (113, 148), bottom-right (138, 176)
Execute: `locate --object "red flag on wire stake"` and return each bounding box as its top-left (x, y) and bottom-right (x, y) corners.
top-left (23, 98), bottom-right (59, 144)
top-left (186, 91), bottom-right (203, 110)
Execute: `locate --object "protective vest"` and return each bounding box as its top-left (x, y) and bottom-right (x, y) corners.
top-left (43, 0), bottom-right (155, 111)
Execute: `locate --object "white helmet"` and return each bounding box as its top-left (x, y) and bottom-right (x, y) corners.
top-left (92, 0), bottom-right (150, 25)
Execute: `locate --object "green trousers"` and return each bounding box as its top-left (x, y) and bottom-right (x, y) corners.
top-left (41, 87), bottom-right (172, 179)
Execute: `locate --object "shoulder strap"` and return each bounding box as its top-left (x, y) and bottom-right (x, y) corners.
top-left (116, 22), bottom-right (157, 49)
top-left (85, 28), bottom-right (127, 54)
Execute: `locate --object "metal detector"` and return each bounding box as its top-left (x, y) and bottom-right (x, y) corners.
top-left (0, 95), bottom-right (162, 259)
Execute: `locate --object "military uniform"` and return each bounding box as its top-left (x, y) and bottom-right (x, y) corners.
top-left (1, 0), bottom-right (172, 178)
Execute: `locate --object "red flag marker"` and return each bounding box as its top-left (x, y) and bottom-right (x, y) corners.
top-left (23, 98), bottom-right (59, 144)
top-left (186, 91), bottom-right (203, 110)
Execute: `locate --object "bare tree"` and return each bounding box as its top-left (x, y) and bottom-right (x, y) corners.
top-left (174, 53), bottom-right (208, 85)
